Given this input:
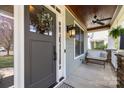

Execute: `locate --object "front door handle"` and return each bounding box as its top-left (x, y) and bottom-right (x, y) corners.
top-left (53, 46), bottom-right (57, 61)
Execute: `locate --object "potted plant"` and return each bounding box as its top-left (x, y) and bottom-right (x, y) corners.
top-left (109, 26), bottom-right (124, 39)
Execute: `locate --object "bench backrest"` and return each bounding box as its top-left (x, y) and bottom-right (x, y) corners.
top-left (86, 50), bottom-right (108, 58)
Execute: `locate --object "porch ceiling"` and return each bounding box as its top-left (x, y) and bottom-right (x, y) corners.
top-left (66, 5), bottom-right (118, 32)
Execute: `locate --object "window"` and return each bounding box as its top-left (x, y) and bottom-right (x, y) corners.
top-left (120, 35), bottom-right (124, 49)
top-left (80, 29), bottom-right (84, 54)
top-left (75, 24), bottom-right (84, 57)
top-left (0, 5), bottom-right (14, 88)
top-left (120, 21), bottom-right (124, 49)
top-left (29, 5), bottom-right (54, 36)
top-left (51, 5), bottom-right (61, 13)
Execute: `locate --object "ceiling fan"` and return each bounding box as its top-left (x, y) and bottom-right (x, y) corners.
top-left (92, 15), bottom-right (112, 25)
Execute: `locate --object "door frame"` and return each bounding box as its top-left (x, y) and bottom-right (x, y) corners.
top-left (45, 5), bottom-right (66, 83)
top-left (14, 5), bottom-right (66, 88)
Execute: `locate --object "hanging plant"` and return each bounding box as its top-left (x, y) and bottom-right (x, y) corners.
top-left (109, 26), bottom-right (124, 39)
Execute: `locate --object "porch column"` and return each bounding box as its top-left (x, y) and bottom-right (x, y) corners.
top-left (108, 30), bottom-right (115, 49)
top-left (14, 5), bottom-right (24, 88)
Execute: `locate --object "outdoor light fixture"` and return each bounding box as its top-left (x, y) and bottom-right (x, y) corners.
top-left (66, 25), bottom-right (76, 38)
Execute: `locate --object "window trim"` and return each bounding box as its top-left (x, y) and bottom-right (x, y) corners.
top-left (74, 21), bottom-right (85, 60)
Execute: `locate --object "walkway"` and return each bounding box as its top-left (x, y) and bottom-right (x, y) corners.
top-left (0, 67), bottom-right (14, 88)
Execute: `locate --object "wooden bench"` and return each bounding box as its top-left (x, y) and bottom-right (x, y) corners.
top-left (85, 50), bottom-right (108, 68)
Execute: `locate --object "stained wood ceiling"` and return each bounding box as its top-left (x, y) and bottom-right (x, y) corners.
top-left (66, 5), bottom-right (118, 31)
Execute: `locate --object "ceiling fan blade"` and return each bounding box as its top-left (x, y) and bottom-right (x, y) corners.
top-left (96, 21), bottom-right (105, 25)
top-left (92, 20), bottom-right (104, 25)
top-left (92, 20), bottom-right (96, 23)
top-left (98, 17), bottom-right (112, 21)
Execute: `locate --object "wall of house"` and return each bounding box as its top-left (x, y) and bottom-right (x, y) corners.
top-left (65, 9), bottom-right (87, 77)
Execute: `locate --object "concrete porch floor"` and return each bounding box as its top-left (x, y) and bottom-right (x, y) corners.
top-left (64, 63), bottom-right (117, 88)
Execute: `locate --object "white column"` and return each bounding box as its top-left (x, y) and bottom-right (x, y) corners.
top-left (108, 30), bottom-right (115, 49)
top-left (14, 5), bottom-right (24, 88)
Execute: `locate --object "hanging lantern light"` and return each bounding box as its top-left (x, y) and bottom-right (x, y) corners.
top-left (66, 25), bottom-right (76, 38)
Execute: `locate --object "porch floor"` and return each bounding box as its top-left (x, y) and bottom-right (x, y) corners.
top-left (64, 63), bottom-right (117, 88)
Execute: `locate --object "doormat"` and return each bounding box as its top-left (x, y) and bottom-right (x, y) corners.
top-left (58, 82), bottom-right (74, 88)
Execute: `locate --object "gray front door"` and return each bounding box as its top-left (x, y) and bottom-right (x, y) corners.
top-left (24, 5), bottom-right (56, 88)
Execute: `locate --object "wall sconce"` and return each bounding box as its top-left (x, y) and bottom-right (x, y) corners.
top-left (66, 25), bottom-right (76, 38)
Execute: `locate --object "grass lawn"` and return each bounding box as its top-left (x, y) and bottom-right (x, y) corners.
top-left (0, 56), bottom-right (13, 68)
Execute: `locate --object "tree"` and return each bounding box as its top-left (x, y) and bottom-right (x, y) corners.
top-left (0, 15), bottom-right (13, 56)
